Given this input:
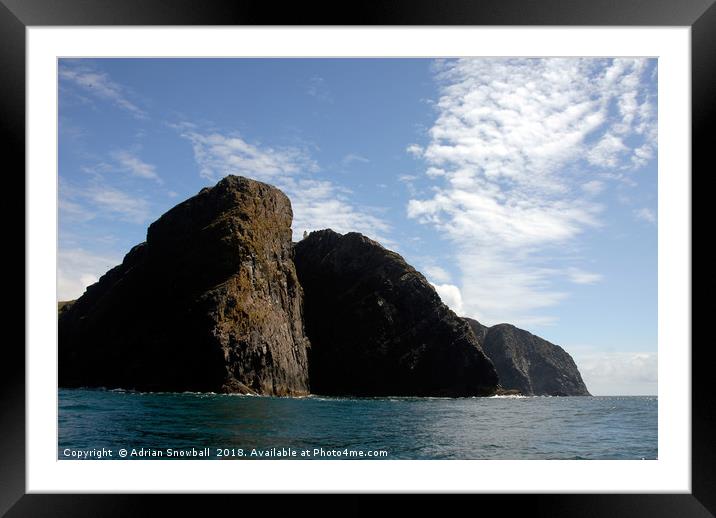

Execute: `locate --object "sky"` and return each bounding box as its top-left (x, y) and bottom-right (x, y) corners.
top-left (58, 58), bottom-right (658, 396)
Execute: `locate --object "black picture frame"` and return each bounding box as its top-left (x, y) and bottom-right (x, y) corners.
top-left (2, 0), bottom-right (710, 515)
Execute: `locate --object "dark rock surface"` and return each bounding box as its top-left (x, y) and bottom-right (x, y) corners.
top-left (59, 175), bottom-right (311, 395)
top-left (464, 318), bottom-right (590, 396)
top-left (465, 317), bottom-right (489, 345)
top-left (294, 230), bottom-right (499, 397)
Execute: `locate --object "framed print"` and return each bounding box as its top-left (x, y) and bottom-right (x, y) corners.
top-left (3, 0), bottom-right (711, 515)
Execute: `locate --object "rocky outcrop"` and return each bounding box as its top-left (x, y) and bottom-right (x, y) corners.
top-left (465, 318), bottom-right (489, 345)
top-left (294, 230), bottom-right (499, 397)
top-left (464, 318), bottom-right (590, 396)
top-left (58, 173), bottom-right (589, 399)
top-left (57, 300), bottom-right (75, 316)
top-left (59, 176), bottom-right (311, 395)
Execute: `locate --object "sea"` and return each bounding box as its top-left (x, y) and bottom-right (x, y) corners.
top-left (58, 388), bottom-right (657, 460)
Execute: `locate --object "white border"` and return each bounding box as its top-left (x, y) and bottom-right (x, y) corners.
top-left (27, 27), bottom-right (691, 493)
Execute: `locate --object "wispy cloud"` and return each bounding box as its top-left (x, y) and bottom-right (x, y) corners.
top-left (582, 180), bottom-right (606, 196)
top-left (289, 178), bottom-right (391, 242)
top-left (178, 128), bottom-right (391, 243)
top-left (59, 197), bottom-right (95, 222)
top-left (305, 76), bottom-right (333, 103)
top-left (57, 248), bottom-right (121, 301)
top-left (570, 349), bottom-right (657, 395)
top-left (567, 267), bottom-right (603, 285)
top-left (408, 58), bottom-right (657, 327)
top-left (180, 131), bottom-right (318, 183)
top-left (587, 132), bottom-right (629, 168)
top-left (342, 153), bottom-right (370, 166)
top-left (398, 174), bottom-right (421, 196)
top-left (406, 144), bottom-right (424, 158)
top-left (59, 61), bottom-right (148, 119)
top-left (634, 207), bottom-right (657, 224)
top-left (452, 252), bottom-right (566, 326)
top-left (84, 186), bottom-right (151, 223)
top-left (61, 181), bottom-right (151, 224)
top-left (111, 150), bottom-right (161, 183)
top-left (423, 264), bottom-right (453, 284)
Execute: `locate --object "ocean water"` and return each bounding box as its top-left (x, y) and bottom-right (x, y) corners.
top-left (58, 388), bottom-right (657, 460)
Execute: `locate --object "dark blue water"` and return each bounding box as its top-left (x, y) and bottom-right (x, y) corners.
top-left (58, 388), bottom-right (657, 460)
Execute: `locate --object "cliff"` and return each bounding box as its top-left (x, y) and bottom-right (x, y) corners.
top-left (58, 175), bottom-right (311, 395)
top-left (59, 174), bottom-right (589, 399)
top-left (464, 318), bottom-right (590, 396)
top-left (294, 230), bottom-right (499, 397)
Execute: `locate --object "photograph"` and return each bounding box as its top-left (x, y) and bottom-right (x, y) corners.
top-left (3, 0), bottom-right (706, 510)
top-left (57, 57), bottom-right (658, 461)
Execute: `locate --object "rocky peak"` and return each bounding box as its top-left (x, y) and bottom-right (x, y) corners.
top-left (465, 317), bottom-right (590, 396)
top-left (59, 175), bottom-right (310, 395)
top-left (294, 230), bottom-right (499, 397)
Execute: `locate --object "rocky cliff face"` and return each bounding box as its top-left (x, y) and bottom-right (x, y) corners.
top-left (59, 175), bottom-right (311, 395)
top-left (464, 318), bottom-right (590, 396)
top-left (465, 318), bottom-right (489, 345)
top-left (294, 230), bottom-right (499, 397)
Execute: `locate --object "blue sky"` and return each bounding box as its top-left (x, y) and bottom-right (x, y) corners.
top-left (58, 58), bottom-right (658, 395)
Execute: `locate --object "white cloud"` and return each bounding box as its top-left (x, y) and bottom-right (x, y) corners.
top-left (570, 349), bottom-right (657, 395)
top-left (61, 181), bottom-right (151, 224)
top-left (426, 167), bottom-right (446, 178)
top-left (398, 174), bottom-right (422, 197)
top-left (409, 58), bottom-right (656, 327)
top-left (342, 153), bottom-right (370, 165)
top-left (634, 207), bottom-right (657, 224)
top-left (581, 180), bottom-right (606, 196)
top-left (57, 248), bottom-right (121, 301)
top-left (166, 121), bottom-right (198, 131)
top-left (287, 177), bottom-right (392, 243)
top-left (179, 129), bottom-right (391, 244)
top-left (406, 144), bottom-right (424, 158)
top-left (431, 283), bottom-right (464, 315)
top-left (83, 186), bottom-right (151, 224)
top-left (567, 267), bottom-right (603, 285)
top-left (305, 76), bottom-right (333, 103)
top-left (59, 197), bottom-right (94, 222)
top-left (59, 62), bottom-right (147, 119)
top-left (423, 265), bottom-right (452, 284)
top-left (180, 131), bottom-right (318, 183)
top-left (587, 133), bottom-right (628, 167)
top-left (631, 143), bottom-right (655, 169)
top-left (456, 252), bottom-right (565, 327)
top-left (111, 150), bottom-right (161, 183)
